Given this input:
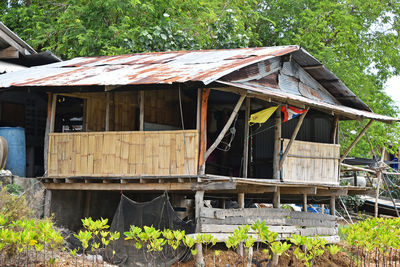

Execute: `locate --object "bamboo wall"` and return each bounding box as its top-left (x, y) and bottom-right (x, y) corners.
top-left (48, 130), bottom-right (199, 177)
top-left (281, 139), bottom-right (340, 184)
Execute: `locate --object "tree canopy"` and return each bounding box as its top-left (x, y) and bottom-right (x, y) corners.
top-left (1, 0), bottom-right (400, 158)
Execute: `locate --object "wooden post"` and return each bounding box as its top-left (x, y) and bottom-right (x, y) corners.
top-left (331, 116), bottom-right (339, 144)
top-left (105, 92), bottom-right (110, 131)
top-left (49, 94), bottom-right (57, 133)
top-left (43, 189), bottom-right (52, 217)
top-left (273, 187), bottom-right (280, 208)
top-left (339, 119), bottom-right (374, 163)
top-left (321, 204), bottom-right (325, 214)
top-left (44, 93), bottom-right (53, 175)
top-left (204, 93), bottom-right (246, 161)
top-left (198, 89), bottom-right (210, 175)
top-left (238, 193), bottom-right (245, 208)
top-left (273, 105), bottom-right (281, 180)
top-left (375, 148), bottom-right (385, 218)
top-left (279, 107), bottom-right (309, 169)
top-left (329, 196), bottom-right (336, 216)
top-left (139, 90), bottom-right (145, 131)
top-left (196, 89), bottom-right (201, 132)
top-left (243, 97), bottom-right (250, 178)
top-left (83, 191), bottom-right (91, 218)
top-left (195, 190), bottom-right (205, 266)
top-left (303, 194), bottom-right (307, 212)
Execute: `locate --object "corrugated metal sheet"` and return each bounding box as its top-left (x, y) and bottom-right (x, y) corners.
top-left (0, 46), bottom-right (297, 87)
top-left (218, 80), bottom-right (397, 123)
top-left (0, 45), bottom-right (396, 122)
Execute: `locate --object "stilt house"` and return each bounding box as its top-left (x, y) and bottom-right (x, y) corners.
top-left (0, 46), bottom-right (396, 240)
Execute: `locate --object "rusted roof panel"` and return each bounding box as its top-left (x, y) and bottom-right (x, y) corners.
top-left (0, 46), bottom-right (298, 88)
top-left (0, 45), bottom-right (391, 118)
top-left (217, 80), bottom-right (398, 123)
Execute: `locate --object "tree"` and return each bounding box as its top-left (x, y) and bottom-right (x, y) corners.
top-left (1, 0), bottom-right (399, 157)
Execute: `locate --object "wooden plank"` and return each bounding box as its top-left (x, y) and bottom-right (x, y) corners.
top-left (200, 207), bottom-right (336, 221)
top-left (200, 216), bottom-right (337, 228)
top-left (139, 91), bottom-right (144, 131)
top-left (0, 46), bottom-right (19, 58)
top-left (191, 181), bottom-right (236, 191)
top-left (49, 94), bottom-right (57, 133)
top-left (44, 182), bottom-right (194, 191)
top-left (44, 93), bottom-right (52, 176)
top-left (200, 224), bottom-right (298, 233)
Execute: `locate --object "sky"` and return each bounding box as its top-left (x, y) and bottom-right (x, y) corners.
top-left (385, 76), bottom-right (400, 108)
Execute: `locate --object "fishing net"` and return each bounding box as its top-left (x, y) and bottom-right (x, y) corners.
top-left (105, 193), bottom-right (195, 266)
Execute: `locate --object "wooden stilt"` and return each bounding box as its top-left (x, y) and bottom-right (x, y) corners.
top-left (43, 189), bottom-right (52, 217)
top-left (303, 194), bottom-right (307, 212)
top-left (238, 193), bottom-right (245, 208)
top-left (105, 92), bottom-right (110, 131)
top-left (195, 190), bottom-right (205, 266)
top-left (329, 196), bottom-right (336, 216)
top-left (83, 191), bottom-right (91, 218)
top-left (273, 106), bottom-right (281, 180)
top-left (273, 187), bottom-right (280, 208)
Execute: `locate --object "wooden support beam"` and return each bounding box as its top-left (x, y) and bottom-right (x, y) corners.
top-left (105, 92), bottom-right (110, 131)
top-left (0, 31), bottom-right (29, 55)
top-left (238, 193), bottom-right (245, 208)
top-left (279, 107), bottom-right (309, 169)
top-left (195, 190), bottom-right (205, 266)
top-left (331, 116), bottom-right (339, 144)
top-left (43, 189), bottom-right (52, 217)
top-left (198, 89), bottom-right (210, 175)
top-left (339, 119), bottom-right (374, 163)
top-left (303, 194), bottom-right (307, 212)
top-left (139, 90), bottom-right (145, 131)
top-left (196, 89), bottom-right (201, 132)
top-left (44, 182), bottom-right (195, 191)
top-left (83, 191), bottom-right (91, 218)
top-left (49, 94), bottom-right (57, 133)
top-left (243, 97), bottom-right (250, 178)
top-left (204, 93), bottom-right (246, 162)
top-left (273, 187), bottom-right (280, 208)
top-left (273, 105), bottom-right (282, 180)
top-left (191, 181), bottom-right (236, 191)
top-left (329, 196), bottom-right (336, 216)
top-left (0, 46), bottom-right (18, 59)
top-left (280, 187), bottom-right (317, 195)
top-left (317, 188), bottom-right (348, 196)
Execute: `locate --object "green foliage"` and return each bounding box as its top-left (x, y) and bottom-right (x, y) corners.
top-left (342, 217), bottom-right (400, 265)
top-left (0, 217), bottom-right (63, 266)
top-left (0, 186), bottom-right (30, 223)
top-left (290, 234), bottom-right (327, 267)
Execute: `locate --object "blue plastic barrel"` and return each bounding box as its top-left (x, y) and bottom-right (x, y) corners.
top-left (0, 127), bottom-right (26, 177)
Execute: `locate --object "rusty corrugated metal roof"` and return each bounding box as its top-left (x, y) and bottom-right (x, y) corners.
top-left (0, 45), bottom-right (395, 121)
top-left (0, 46), bottom-right (298, 87)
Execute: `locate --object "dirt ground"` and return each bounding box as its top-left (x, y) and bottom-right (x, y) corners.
top-left (172, 244), bottom-right (400, 267)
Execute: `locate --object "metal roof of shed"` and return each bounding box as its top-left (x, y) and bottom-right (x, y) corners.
top-left (0, 45), bottom-right (397, 122)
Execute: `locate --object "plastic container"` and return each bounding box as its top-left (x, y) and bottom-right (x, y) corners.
top-left (0, 127), bottom-right (26, 177)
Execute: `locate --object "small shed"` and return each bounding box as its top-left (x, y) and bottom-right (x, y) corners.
top-left (0, 46), bottom-right (396, 242)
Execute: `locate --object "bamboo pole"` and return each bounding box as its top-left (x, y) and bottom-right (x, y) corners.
top-left (279, 107), bottom-right (309, 169)
top-left (375, 148), bottom-right (385, 218)
top-left (204, 93), bottom-right (246, 161)
top-left (339, 119), bottom-right (374, 163)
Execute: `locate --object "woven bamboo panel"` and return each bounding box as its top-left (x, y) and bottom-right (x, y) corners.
top-left (281, 139), bottom-right (340, 184)
top-left (48, 130), bottom-right (198, 177)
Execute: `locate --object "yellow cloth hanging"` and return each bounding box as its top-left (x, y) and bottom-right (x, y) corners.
top-left (248, 106), bottom-right (278, 125)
